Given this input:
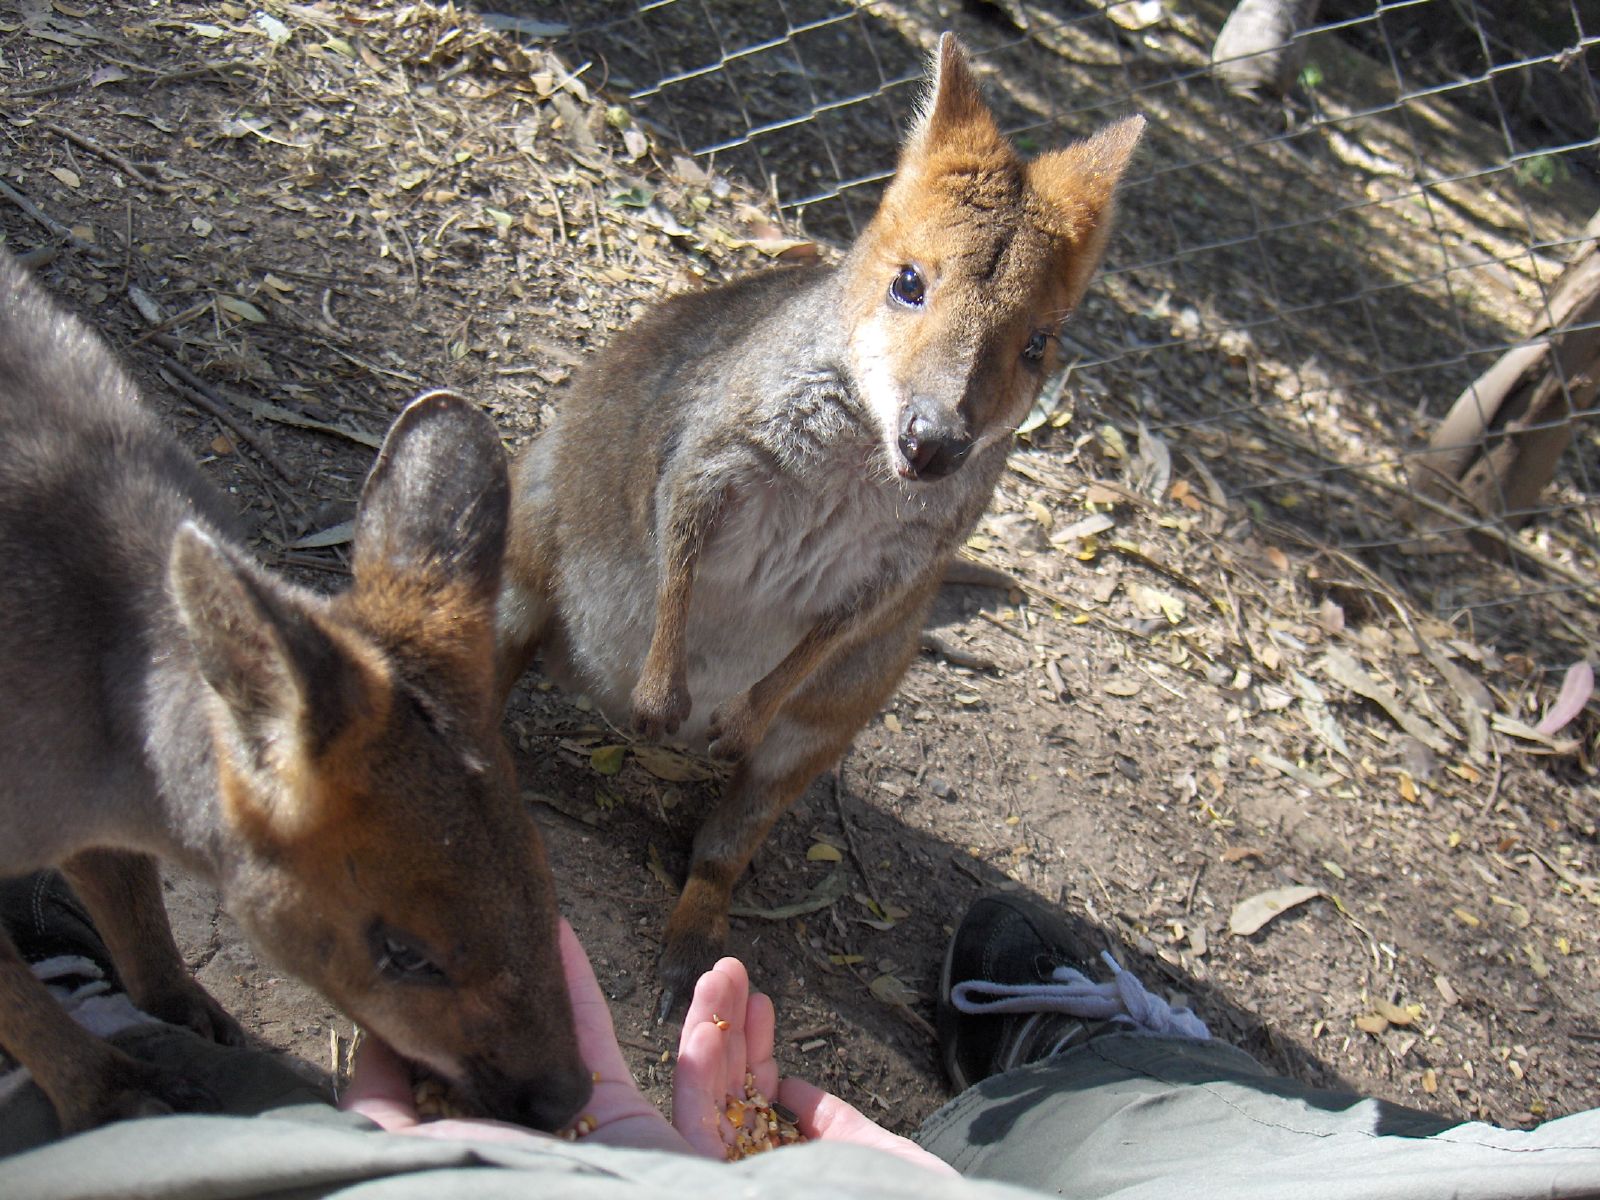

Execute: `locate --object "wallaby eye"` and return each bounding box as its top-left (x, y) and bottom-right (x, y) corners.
top-left (1023, 330), bottom-right (1051, 363)
top-left (888, 265), bottom-right (926, 308)
top-left (369, 922), bottom-right (448, 986)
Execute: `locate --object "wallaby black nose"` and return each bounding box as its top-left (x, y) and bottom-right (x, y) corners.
top-left (898, 402), bottom-right (972, 480)
top-left (471, 1063), bottom-right (593, 1131)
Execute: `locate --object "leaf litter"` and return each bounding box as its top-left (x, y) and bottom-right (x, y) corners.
top-left (1, 0), bottom-right (1595, 1140)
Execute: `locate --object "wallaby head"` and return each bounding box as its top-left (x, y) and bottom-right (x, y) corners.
top-left (843, 34), bottom-right (1144, 481)
top-left (170, 392), bottom-right (589, 1130)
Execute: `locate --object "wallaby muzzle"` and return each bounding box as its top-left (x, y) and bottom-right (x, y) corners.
top-left (897, 395), bottom-right (973, 480)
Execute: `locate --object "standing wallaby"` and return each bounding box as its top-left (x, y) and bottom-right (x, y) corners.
top-left (0, 251), bottom-right (590, 1133)
top-left (498, 35), bottom-right (1144, 1014)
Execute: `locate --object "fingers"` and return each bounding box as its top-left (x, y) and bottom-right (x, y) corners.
top-left (776, 1078), bottom-right (959, 1177)
top-left (745, 989), bottom-right (780, 1104)
top-left (558, 918), bottom-right (630, 1085)
top-left (341, 1033), bottom-right (420, 1130)
top-left (671, 1017), bottom-right (734, 1158)
top-left (679, 957), bottom-right (751, 1099)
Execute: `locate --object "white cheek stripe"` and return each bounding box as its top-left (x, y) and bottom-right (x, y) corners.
top-left (849, 317), bottom-right (907, 465)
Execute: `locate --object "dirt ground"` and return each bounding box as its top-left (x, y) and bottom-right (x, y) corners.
top-left (3, 0), bottom-right (1598, 1144)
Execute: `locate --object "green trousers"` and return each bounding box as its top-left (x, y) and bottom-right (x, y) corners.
top-left (4, 1025), bottom-right (1600, 1199)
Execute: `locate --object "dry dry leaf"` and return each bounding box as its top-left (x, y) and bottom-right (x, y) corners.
top-left (1536, 660), bottom-right (1593, 736)
top-left (645, 844), bottom-right (676, 895)
top-left (631, 744), bottom-right (715, 782)
top-left (1322, 648), bottom-right (1451, 753)
top-left (868, 972), bottom-right (917, 1007)
top-left (729, 867), bottom-right (847, 921)
top-left (1229, 885), bottom-right (1321, 937)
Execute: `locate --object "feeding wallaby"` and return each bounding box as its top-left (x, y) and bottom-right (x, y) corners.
top-left (497, 35), bottom-right (1144, 1014)
top-left (0, 251), bottom-right (589, 1133)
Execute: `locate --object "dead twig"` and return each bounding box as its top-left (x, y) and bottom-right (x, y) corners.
top-left (977, 609), bottom-right (1030, 641)
top-left (37, 120), bottom-right (180, 194)
top-left (147, 337), bottom-right (297, 484)
top-left (1107, 539), bottom-right (1227, 616)
top-left (0, 180), bottom-right (97, 252)
top-left (919, 631), bottom-right (1001, 673)
top-left (831, 766), bottom-right (885, 914)
top-left (1184, 861), bottom-right (1205, 913)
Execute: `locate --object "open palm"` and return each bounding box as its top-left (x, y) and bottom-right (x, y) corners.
top-left (671, 956), bottom-right (956, 1175)
top-left (343, 925), bottom-right (953, 1177)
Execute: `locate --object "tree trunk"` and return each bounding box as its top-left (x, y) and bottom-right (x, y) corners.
top-left (1211, 0), bottom-right (1322, 99)
top-left (1408, 209), bottom-right (1600, 553)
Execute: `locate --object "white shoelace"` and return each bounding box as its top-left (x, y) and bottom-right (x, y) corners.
top-left (950, 950), bottom-right (1211, 1041)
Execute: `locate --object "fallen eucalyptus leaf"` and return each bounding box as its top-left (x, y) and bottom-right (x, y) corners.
top-left (729, 867), bottom-right (848, 920)
top-left (631, 743), bottom-right (716, 783)
top-left (285, 519), bottom-right (353, 550)
top-left (868, 972), bottom-right (917, 1007)
top-left (589, 744), bottom-right (626, 775)
top-left (1536, 660), bottom-right (1593, 736)
top-left (1228, 884), bottom-right (1321, 937)
top-left (1321, 648), bottom-right (1451, 753)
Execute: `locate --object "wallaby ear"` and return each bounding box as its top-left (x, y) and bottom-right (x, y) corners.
top-left (903, 32), bottom-right (1003, 161)
top-left (170, 523), bottom-right (369, 834)
top-left (1027, 115), bottom-right (1146, 305)
top-left (353, 390), bottom-right (510, 604)
top-left (1027, 115), bottom-right (1146, 237)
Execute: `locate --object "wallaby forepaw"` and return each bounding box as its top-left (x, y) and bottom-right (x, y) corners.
top-left (655, 932), bottom-right (725, 1024)
top-left (138, 979), bottom-right (245, 1046)
top-left (56, 1054), bottom-right (221, 1134)
top-left (705, 700), bottom-right (758, 761)
top-left (630, 675), bottom-right (690, 740)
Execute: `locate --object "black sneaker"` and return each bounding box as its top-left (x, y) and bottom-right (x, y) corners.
top-left (0, 871), bottom-right (120, 988)
top-left (937, 892), bottom-right (1210, 1091)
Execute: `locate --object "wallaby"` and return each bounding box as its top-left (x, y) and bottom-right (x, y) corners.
top-left (0, 251), bottom-right (590, 1133)
top-left (497, 35), bottom-right (1144, 1014)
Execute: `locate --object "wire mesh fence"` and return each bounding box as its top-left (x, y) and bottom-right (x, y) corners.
top-left (530, 0), bottom-right (1597, 635)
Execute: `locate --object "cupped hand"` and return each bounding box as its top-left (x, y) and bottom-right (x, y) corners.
top-left (670, 957), bottom-right (780, 1157)
top-left (670, 957), bottom-right (958, 1176)
top-left (341, 917), bottom-right (691, 1155)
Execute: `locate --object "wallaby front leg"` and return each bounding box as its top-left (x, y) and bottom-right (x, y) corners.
top-left (631, 481), bottom-right (726, 739)
top-left (658, 598), bottom-right (927, 1017)
top-left (705, 611), bottom-right (859, 761)
top-left (656, 727), bottom-right (845, 1019)
top-left (62, 850), bottom-right (243, 1045)
top-left (0, 924), bottom-right (216, 1131)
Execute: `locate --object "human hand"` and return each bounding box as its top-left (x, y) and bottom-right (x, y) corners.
top-left (671, 957), bottom-right (958, 1176)
top-left (341, 917), bottom-right (691, 1155)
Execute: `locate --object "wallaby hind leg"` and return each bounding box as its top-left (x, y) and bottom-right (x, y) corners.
top-left (61, 849), bottom-right (242, 1045)
top-left (657, 611), bottom-right (924, 1018)
top-left (0, 920), bottom-right (217, 1131)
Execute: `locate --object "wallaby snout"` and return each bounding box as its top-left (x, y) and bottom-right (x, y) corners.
top-left (897, 395), bottom-right (973, 480)
top-left (468, 1059), bottom-right (593, 1132)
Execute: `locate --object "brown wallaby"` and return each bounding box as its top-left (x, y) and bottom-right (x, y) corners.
top-left (0, 251), bottom-right (589, 1133)
top-left (497, 35), bottom-right (1144, 1015)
